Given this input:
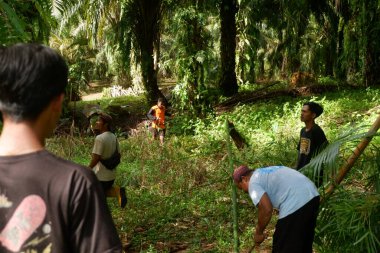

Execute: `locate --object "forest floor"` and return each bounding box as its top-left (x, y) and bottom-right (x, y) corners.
top-left (82, 92), bottom-right (103, 101)
top-left (81, 82), bottom-right (106, 101)
top-left (77, 81), bottom-right (351, 134)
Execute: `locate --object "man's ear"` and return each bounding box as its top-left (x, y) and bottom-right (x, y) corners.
top-left (241, 173), bottom-right (251, 182)
top-left (241, 175), bottom-right (250, 184)
top-left (51, 94), bottom-right (64, 112)
top-left (239, 177), bottom-right (250, 192)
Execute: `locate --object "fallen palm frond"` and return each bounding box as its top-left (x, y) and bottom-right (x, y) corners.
top-left (315, 190), bottom-right (380, 253)
top-left (301, 115), bottom-right (380, 196)
top-left (300, 125), bottom-right (371, 188)
top-left (300, 115), bottom-right (380, 253)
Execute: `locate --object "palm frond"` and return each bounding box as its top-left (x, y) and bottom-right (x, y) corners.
top-left (300, 125), bottom-right (378, 187)
top-left (55, 0), bottom-right (83, 35)
top-left (316, 191), bottom-right (380, 253)
top-left (0, 1), bottom-right (29, 41)
top-left (34, 0), bottom-right (56, 29)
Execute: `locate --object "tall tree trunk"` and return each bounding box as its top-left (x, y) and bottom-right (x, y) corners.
top-left (324, 39), bottom-right (335, 77)
top-left (122, 32), bottom-right (133, 86)
top-left (238, 52), bottom-right (245, 83)
top-left (325, 12), bottom-right (339, 77)
top-left (336, 18), bottom-right (347, 81)
top-left (363, 0), bottom-right (380, 86)
top-left (258, 52), bottom-right (265, 79)
top-left (154, 28), bottom-right (160, 73)
top-left (133, 0), bottom-right (165, 104)
top-left (247, 48), bottom-right (256, 83)
top-left (141, 47), bottom-right (160, 103)
top-left (219, 0), bottom-right (238, 97)
top-left (118, 9), bottom-right (133, 87)
top-left (291, 36), bottom-right (301, 73)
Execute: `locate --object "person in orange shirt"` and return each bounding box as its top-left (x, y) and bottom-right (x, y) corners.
top-left (147, 97), bottom-right (168, 145)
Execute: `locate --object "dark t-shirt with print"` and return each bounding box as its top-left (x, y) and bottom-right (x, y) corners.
top-left (0, 150), bottom-right (122, 253)
top-left (296, 124), bottom-right (328, 170)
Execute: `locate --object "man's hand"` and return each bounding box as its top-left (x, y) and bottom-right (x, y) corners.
top-left (254, 229), bottom-right (266, 246)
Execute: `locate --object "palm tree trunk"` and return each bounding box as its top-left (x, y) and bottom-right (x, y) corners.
top-left (133, 0), bottom-right (165, 104)
top-left (336, 18), bottom-right (346, 81)
top-left (324, 41), bottom-right (335, 77)
top-left (219, 0), bottom-right (238, 96)
top-left (362, 0), bottom-right (380, 86)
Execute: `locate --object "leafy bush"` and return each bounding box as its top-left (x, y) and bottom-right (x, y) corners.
top-left (318, 76), bottom-right (339, 86)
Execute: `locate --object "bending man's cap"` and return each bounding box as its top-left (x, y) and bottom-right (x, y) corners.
top-left (233, 165), bottom-right (252, 184)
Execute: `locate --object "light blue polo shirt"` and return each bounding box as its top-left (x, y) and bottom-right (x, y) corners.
top-left (248, 166), bottom-right (319, 219)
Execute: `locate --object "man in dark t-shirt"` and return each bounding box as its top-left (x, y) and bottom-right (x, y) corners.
top-left (296, 102), bottom-right (328, 187)
top-left (0, 44), bottom-right (122, 252)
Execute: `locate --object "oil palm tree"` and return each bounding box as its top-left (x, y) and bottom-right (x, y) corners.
top-left (219, 0), bottom-right (238, 96)
top-left (122, 0), bottom-right (165, 104)
top-left (0, 0), bottom-right (54, 44)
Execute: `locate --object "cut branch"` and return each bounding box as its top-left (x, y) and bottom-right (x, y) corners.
top-left (228, 121), bottom-right (248, 150)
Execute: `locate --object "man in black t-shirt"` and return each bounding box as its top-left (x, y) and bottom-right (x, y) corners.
top-left (296, 102), bottom-right (328, 187)
top-left (0, 44), bottom-right (122, 252)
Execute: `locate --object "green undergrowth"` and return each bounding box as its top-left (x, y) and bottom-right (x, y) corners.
top-left (47, 86), bottom-right (380, 252)
top-left (66, 94), bottom-right (149, 118)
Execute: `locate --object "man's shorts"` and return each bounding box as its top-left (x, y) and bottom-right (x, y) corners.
top-left (272, 196), bottom-right (320, 253)
top-left (149, 127), bottom-right (166, 138)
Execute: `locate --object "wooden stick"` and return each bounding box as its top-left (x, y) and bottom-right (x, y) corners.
top-left (226, 119), bottom-right (240, 252)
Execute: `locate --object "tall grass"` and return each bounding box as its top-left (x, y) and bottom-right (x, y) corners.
top-left (46, 87), bottom-right (380, 252)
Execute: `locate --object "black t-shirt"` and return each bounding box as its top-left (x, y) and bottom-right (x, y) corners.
top-left (0, 150), bottom-right (122, 253)
top-left (296, 124), bottom-right (328, 170)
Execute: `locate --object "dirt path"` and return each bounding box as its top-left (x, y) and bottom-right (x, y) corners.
top-left (82, 92), bottom-right (103, 101)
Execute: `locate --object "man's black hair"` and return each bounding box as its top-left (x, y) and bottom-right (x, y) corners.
top-left (304, 101), bottom-right (324, 118)
top-left (98, 113), bottom-right (114, 132)
top-left (0, 43), bottom-right (68, 122)
top-left (158, 97), bottom-right (165, 103)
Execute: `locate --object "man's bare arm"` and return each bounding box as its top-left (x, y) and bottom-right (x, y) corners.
top-left (88, 153), bottom-right (101, 169)
top-left (255, 193), bottom-right (273, 244)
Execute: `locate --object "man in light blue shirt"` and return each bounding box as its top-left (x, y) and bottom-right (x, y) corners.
top-left (233, 165), bottom-right (320, 253)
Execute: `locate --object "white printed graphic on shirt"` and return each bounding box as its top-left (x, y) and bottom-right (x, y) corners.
top-left (0, 194), bottom-right (50, 252)
top-left (0, 194), bottom-right (12, 208)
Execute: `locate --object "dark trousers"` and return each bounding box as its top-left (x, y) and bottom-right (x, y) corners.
top-left (272, 196), bottom-right (320, 253)
top-left (100, 180), bottom-right (114, 196)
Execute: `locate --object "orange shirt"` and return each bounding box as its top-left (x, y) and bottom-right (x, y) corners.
top-left (151, 105), bottom-right (166, 129)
